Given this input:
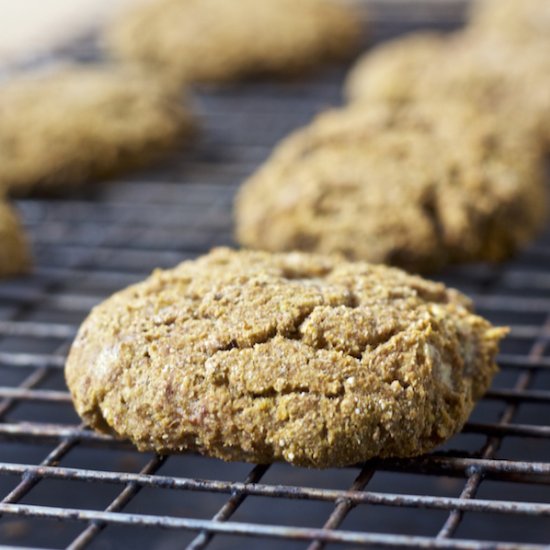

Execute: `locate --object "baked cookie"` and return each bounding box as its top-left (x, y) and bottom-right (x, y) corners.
top-left (235, 101), bottom-right (546, 273)
top-left (345, 32), bottom-right (447, 104)
top-left (106, 0), bottom-right (362, 85)
top-left (428, 38), bottom-right (550, 147)
top-left (0, 65), bottom-right (195, 196)
top-left (0, 201), bottom-right (31, 278)
top-left (65, 247), bottom-right (506, 468)
top-left (345, 33), bottom-right (550, 147)
top-left (468, 0), bottom-right (550, 45)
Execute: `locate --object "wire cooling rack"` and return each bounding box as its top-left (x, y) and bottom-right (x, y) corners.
top-left (0, 1), bottom-right (549, 548)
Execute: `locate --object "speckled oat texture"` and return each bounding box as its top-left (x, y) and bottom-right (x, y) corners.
top-left (235, 101), bottom-right (546, 273)
top-left (65, 248), bottom-right (507, 468)
top-left (106, 0), bottom-right (362, 85)
top-left (0, 201), bottom-right (31, 278)
top-left (0, 66), bottom-right (195, 196)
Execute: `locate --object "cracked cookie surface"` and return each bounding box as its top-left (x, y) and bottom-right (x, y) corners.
top-left (235, 100), bottom-right (546, 273)
top-left (65, 248), bottom-right (506, 468)
top-left (106, 0), bottom-right (361, 85)
top-left (0, 65), bottom-right (195, 196)
top-left (0, 201), bottom-right (31, 279)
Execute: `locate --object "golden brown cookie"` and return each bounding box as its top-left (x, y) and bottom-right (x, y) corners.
top-left (345, 33), bottom-right (550, 147)
top-left (0, 65), bottom-right (195, 196)
top-left (65, 247), bottom-right (506, 468)
top-left (235, 101), bottom-right (546, 273)
top-left (468, 0), bottom-right (550, 45)
top-left (427, 38), bottom-right (550, 147)
top-left (0, 201), bottom-right (31, 278)
top-left (345, 32), bottom-right (447, 104)
top-left (106, 0), bottom-right (362, 85)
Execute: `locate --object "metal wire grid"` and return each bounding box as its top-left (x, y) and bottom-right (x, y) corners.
top-left (0, 2), bottom-right (549, 548)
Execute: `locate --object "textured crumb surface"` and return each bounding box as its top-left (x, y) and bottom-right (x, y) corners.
top-left (235, 101), bottom-right (546, 273)
top-left (0, 201), bottom-right (31, 278)
top-left (106, 0), bottom-right (362, 85)
top-left (65, 248), bottom-right (507, 468)
top-left (0, 65), bottom-right (195, 196)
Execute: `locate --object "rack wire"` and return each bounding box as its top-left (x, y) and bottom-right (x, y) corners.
top-left (0, 1), bottom-right (549, 548)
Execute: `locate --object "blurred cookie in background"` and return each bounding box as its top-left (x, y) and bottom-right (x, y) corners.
top-left (468, 0), bottom-right (550, 45)
top-left (345, 31), bottom-right (447, 105)
top-left (345, 32), bottom-right (550, 149)
top-left (0, 65), bottom-right (195, 196)
top-left (106, 0), bottom-right (363, 86)
top-left (235, 100), bottom-right (547, 273)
